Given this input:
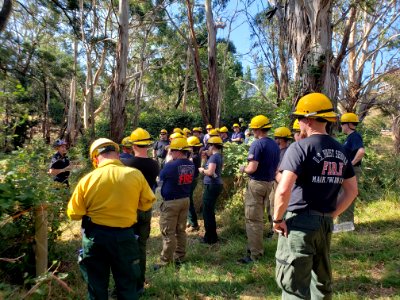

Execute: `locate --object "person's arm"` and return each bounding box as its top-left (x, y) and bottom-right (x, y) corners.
top-left (48, 165), bottom-right (72, 176)
top-left (352, 147), bottom-right (365, 165)
top-left (240, 161), bottom-right (258, 174)
top-left (273, 170), bottom-right (298, 237)
top-left (138, 174), bottom-right (156, 212)
top-left (332, 176), bottom-right (358, 218)
top-left (199, 162), bottom-right (216, 176)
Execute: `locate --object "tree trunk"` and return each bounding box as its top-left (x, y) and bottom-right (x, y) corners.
top-left (392, 114), bottom-right (400, 154)
top-left (186, 0), bottom-right (208, 124)
top-left (205, 0), bottom-right (219, 126)
top-left (182, 46), bottom-right (191, 113)
top-left (0, 0), bottom-right (12, 32)
top-left (109, 0), bottom-right (129, 142)
top-left (286, 0), bottom-right (337, 101)
top-left (42, 76), bottom-right (50, 144)
top-left (66, 38), bottom-right (78, 145)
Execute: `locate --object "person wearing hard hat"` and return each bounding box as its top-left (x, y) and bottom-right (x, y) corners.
top-left (48, 139), bottom-right (72, 186)
top-left (266, 127), bottom-right (293, 238)
top-left (198, 136), bottom-right (224, 244)
top-left (238, 115), bottom-right (280, 263)
top-left (292, 119), bottom-right (301, 141)
top-left (192, 127), bottom-right (202, 139)
top-left (165, 132), bottom-right (184, 164)
top-left (219, 126), bottom-right (231, 143)
top-left (274, 127), bottom-right (292, 164)
top-left (273, 93), bottom-right (358, 299)
top-left (203, 124), bottom-right (213, 145)
top-left (67, 138), bottom-right (156, 299)
top-left (186, 136), bottom-right (204, 231)
top-left (120, 137), bottom-right (134, 159)
top-left (334, 112), bottom-right (365, 232)
top-left (153, 129), bottom-right (170, 169)
top-left (231, 123), bottom-right (245, 144)
top-left (155, 137), bottom-right (195, 269)
top-left (121, 128), bottom-right (159, 294)
top-left (183, 128), bottom-right (192, 137)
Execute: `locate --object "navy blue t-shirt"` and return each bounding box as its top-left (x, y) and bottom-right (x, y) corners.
top-left (231, 132), bottom-right (245, 144)
top-left (248, 137), bottom-right (280, 181)
top-left (160, 158), bottom-right (195, 200)
top-left (153, 139), bottom-right (170, 158)
top-left (203, 153), bottom-right (223, 185)
top-left (49, 152), bottom-right (70, 184)
top-left (343, 131), bottom-right (364, 166)
top-left (280, 134), bottom-right (355, 213)
top-left (120, 152), bottom-right (134, 159)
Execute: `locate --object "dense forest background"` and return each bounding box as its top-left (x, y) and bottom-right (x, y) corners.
top-left (0, 0), bottom-right (399, 150)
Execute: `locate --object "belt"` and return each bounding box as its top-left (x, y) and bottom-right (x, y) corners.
top-left (292, 209), bottom-right (333, 217)
top-left (82, 216), bottom-right (133, 231)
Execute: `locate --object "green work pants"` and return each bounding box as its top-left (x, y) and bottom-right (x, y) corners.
top-left (187, 178), bottom-right (199, 227)
top-left (79, 226), bottom-right (140, 300)
top-left (202, 184), bottom-right (223, 243)
top-left (337, 166), bottom-right (362, 224)
top-left (275, 211), bottom-right (333, 300)
top-left (132, 209), bottom-right (152, 290)
top-left (245, 179), bottom-right (274, 259)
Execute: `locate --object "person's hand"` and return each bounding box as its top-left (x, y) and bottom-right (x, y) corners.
top-left (273, 220), bottom-right (288, 238)
top-left (198, 167), bottom-right (204, 174)
top-left (239, 165), bottom-right (245, 173)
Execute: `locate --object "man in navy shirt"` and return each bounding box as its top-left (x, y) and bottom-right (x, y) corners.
top-left (152, 129), bottom-right (169, 169)
top-left (273, 93), bottom-right (358, 299)
top-left (231, 123), bottom-right (245, 144)
top-left (335, 112), bottom-right (365, 232)
top-left (48, 139), bottom-right (71, 186)
top-left (156, 137), bottom-right (194, 268)
top-left (238, 115), bottom-right (280, 263)
top-left (120, 137), bottom-right (134, 159)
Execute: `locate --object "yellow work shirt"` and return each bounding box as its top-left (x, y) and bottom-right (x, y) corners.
top-left (67, 159), bottom-right (155, 227)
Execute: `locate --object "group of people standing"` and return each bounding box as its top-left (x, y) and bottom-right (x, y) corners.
top-left (51, 92), bottom-right (364, 299)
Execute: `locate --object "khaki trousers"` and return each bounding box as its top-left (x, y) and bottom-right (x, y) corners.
top-left (245, 179), bottom-right (274, 259)
top-left (159, 198), bottom-right (189, 263)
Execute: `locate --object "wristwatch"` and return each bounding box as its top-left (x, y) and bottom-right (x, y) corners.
top-left (273, 219), bottom-right (283, 224)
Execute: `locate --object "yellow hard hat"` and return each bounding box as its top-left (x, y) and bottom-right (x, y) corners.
top-left (249, 115), bottom-right (272, 129)
top-left (206, 124), bottom-right (213, 129)
top-left (121, 137), bottom-right (133, 147)
top-left (340, 112), bottom-right (359, 123)
top-left (90, 138), bottom-right (120, 168)
top-left (130, 128), bottom-right (152, 146)
top-left (207, 136), bottom-right (223, 145)
top-left (232, 123), bottom-right (240, 128)
top-left (192, 127), bottom-right (202, 132)
top-left (209, 129), bottom-right (220, 136)
top-left (170, 132), bottom-right (183, 140)
top-left (293, 93), bottom-right (338, 122)
top-left (160, 129), bottom-right (167, 134)
top-left (169, 137), bottom-right (190, 151)
top-left (183, 128), bottom-right (191, 134)
top-left (292, 119), bottom-right (300, 131)
top-left (173, 128), bottom-right (184, 134)
top-left (219, 126), bottom-right (228, 133)
top-left (187, 136), bottom-right (203, 147)
top-left (274, 127), bottom-right (292, 138)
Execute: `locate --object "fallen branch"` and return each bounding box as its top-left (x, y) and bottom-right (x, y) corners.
top-left (0, 253), bottom-right (26, 263)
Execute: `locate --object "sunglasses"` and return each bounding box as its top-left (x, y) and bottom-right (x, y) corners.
top-left (160, 133), bottom-right (166, 135)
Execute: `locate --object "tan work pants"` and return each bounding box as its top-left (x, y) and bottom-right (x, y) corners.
top-left (159, 197), bottom-right (190, 263)
top-left (245, 179), bottom-right (274, 259)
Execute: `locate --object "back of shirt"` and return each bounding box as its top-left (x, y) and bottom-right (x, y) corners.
top-left (280, 134), bottom-right (355, 213)
top-left (123, 157), bottom-right (160, 191)
top-left (343, 131), bottom-right (364, 166)
top-left (160, 159), bottom-right (195, 200)
top-left (248, 137), bottom-right (280, 181)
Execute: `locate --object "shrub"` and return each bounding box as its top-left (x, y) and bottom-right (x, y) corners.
top-left (0, 140), bottom-right (69, 284)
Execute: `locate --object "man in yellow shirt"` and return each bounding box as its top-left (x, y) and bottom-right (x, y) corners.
top-left (67, 138), bottom-right (155, 300)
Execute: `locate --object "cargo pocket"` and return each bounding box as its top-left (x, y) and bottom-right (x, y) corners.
top-left (275, 236), bottom-right (296, 292)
